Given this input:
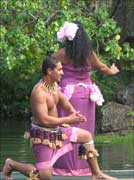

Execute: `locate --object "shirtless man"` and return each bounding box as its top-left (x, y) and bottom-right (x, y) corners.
top-left (3, 56), bottom-right (118, 180)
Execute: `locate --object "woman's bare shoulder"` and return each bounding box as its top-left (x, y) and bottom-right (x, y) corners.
top-left (53, 48), bottom-right (69, 64)
top-left (53, 48), bottom-right (64, 58)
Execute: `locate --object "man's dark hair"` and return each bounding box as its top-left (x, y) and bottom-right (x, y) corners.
top-left (42, 55), bottom-right (60, 75)
top-left (65, 21), bottom-right (93, 67)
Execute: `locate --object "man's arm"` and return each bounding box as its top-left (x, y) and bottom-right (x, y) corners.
top-left (58, 90), bottom-right (76, 114)
top-left (31, 88), bottom-right (85, 128)
top-left (58, 90), bottom-right (86, 126)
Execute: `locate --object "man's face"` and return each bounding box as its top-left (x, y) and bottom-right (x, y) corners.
top-left (51, 62), bottom-right (63, 82)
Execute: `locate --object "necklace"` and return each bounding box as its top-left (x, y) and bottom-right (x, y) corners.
top-left (42, 81), bottom-right (57, 94)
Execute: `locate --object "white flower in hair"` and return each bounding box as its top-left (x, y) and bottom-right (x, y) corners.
top-left (57, 22), bottom-right (79, 42)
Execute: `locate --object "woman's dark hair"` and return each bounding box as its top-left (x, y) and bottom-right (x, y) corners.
top-left (65, 21), bottom-right (92, 67)
top-left (42, 55), bottom-right (60, 75)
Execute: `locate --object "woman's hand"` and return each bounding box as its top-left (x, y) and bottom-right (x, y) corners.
top-left (109, 63), bottom-right (120, 74)
top-left (91, 52), bottom-right (120, 75)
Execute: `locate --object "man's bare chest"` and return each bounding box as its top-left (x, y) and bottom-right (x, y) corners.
top-left (46, 93), bottom-right (59, 110)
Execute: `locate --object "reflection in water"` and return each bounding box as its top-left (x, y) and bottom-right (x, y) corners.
top-left (0, 120), bottom-right (34, 171)
top-left (0, 120), bottom-right (133, 171)
top-left (96, 143), bottom-right (133, 170)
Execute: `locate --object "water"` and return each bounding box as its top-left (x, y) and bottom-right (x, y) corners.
top-left (0, 120), bottom-right (134, 175)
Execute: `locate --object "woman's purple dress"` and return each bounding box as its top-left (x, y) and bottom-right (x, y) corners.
top-left (53, 64), bottom-right (95, 176)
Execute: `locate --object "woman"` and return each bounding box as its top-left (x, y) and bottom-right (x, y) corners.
top-left (53, 21), bottom-right (119, 176)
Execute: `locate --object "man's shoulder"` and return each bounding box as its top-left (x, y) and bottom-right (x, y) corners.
top-left (31, 82), bottom-right (46, 97)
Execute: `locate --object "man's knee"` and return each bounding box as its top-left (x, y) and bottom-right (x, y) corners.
top-left (77, 129), bottom-right (92, 143)
top-left (39, 169), bottom-right (52, 180)
top-left (85, 130), bottom-right (92, 141)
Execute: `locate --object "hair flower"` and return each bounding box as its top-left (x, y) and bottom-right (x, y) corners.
top-left (57, 22), bottom-right (79, 42)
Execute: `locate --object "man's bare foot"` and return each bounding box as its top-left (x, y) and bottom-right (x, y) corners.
top-left (3, 158), bottom-right (13, 180)
top-left (92, 172), bottom-right (118, 180)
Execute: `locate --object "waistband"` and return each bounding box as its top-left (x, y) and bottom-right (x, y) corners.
top-left (31, 123), bottom-right (59, 132)
top-left (30, 124), bottom-right (67, 149)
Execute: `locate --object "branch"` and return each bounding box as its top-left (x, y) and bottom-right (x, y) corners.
top-left (24, 13), bottom-right (39, 27)
top-left (110, 0), bottom-right (121, 18)
top-left (23, 10), bottom-right (62, 28)
top-left (96, 38), bottom-right (99, 55)
top-left (29, 13), bottom-right (39, 21)
top-left (45, 10), bottom-right (62, 26)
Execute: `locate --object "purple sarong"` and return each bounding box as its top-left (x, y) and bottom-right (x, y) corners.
top-left (53, 65), bottom-right (95, 176)
top-left (30, 125), bottom-right (80, 170)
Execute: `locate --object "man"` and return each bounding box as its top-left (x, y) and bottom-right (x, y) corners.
top-left (3, 56), bottom-right (117, 180)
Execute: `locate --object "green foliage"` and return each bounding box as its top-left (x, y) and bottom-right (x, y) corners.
top-left (0, 0), bottom-right (134, 119)
top-left (128, 111), bottom-right (134, 117)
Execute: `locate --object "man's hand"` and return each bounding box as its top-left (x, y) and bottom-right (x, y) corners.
top-left (61, 123), bottom-right (70, 128)
top-left (68, 111), bottom-right (86, 124)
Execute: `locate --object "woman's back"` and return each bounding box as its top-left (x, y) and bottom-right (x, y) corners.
top-left (53, 48), bottom-right (95, 176)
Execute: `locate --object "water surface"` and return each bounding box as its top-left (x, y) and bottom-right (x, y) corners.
top-left (0, 120), bottom-right (133, 172)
